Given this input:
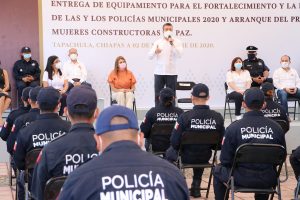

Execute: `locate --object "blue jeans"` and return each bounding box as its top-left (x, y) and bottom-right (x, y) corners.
top-left (277, 89), bottom-right (300, 115)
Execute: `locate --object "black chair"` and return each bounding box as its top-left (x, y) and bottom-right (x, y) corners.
top-left (25, 148), bottom-right (42, 198)
top-left (224, 143), bottom-right (286, 200)
top-left (149, 123), bottom-right (174, 155)
top-left (44, 176), bottom-right (67, 200)
top-left (109, 86), bottom-right (137, 115)
top-left (223, 83), bottom-right (235, 122)
top-left (178, 131), bottom-right (221, 198)
top-left (275, 119), bottom-right (290, 183)
top-left (176, 81), bottom-right (195, 107)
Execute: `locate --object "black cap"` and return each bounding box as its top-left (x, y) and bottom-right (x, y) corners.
top-left (29, 86), bottom-right (42, 101)
top-left (160, 87), bottom-right (174, 103)
top-left (37, 87), bottom-right (61, 107)
top-left (21, 87), bottom-right (33, 101)
top-left (21, 47), bottom-right (31, 53)
top-left (67, 85), bottom-right (97, 114)
top-left (191, 83), bottom-right (209, 98)
top-left (243, 88), bottom-right (265, 107)
top-left (261, 82), bottom-right (274, 95)
top-left (246, 46), bottom-right (258, 52)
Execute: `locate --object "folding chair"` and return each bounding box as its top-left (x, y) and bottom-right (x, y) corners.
top-left (109, 86), bottom-right (137, 115)
top-left (224, 143), bottom-right (286, 200)
top-left (25, 148), bottom-right (42, 198)
top-left (176, 81), bottom-right (195, 109)
top-left (149, 123), bottom-right (174, 156)
top-left (44, 176), bottom-right (67, 200)
top-left (178, 131), bottom-right (221, 198)
top-left (274, 119), bottom-right (290, 183)
top-left (223, 83), bottom-right (235, 122)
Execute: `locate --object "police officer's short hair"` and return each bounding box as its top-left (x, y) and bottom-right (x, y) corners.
top-left (68, 105), bottom-right (95, 119)
top-left (39, 102), bottom-right (58, 112)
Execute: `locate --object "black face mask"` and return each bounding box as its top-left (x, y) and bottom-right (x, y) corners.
top-left (248, 53), bottom-right (256, 60)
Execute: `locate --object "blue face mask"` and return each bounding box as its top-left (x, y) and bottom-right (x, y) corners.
top-left (23, 53), bottom-right (31, 59)
top-left (234, 63), bottom-right (243, 70)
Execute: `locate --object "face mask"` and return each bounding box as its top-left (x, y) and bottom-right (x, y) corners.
top-left (119, 63), bottom-right (127, 70)
top-left (55, 62), bottom-right (62, 69)
top-left (234, 63), bottom-right (243, 70)
top-left (163, 30), bottom-right (173, 38)
top-left (247, 53), bottom-right (256, 60)
top-left (23, 54), bottom-right (31, 59)
top-left (70, 53), bottom-right (78, 61)
top-left (281, 62), bottom-right (289, 68)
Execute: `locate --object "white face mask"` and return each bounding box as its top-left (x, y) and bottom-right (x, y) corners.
top-left (70, 53), bottom-right (78, 61)
top-left (281, 62), bottom-right (289, 68)
top-left (119, 63), bottom-right (127, 70)
top-left (55, 62), bottom-right (62, 69)
top-left (163, 30), bottom-right (173, 38)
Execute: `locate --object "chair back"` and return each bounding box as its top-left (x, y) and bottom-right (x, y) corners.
top-left (176, 81), bottom-right (195, 91)
top-left (232, 143), bottom-right (286, 168)
top-left (181, 131), bottom-right (221, 146)
top-left (44, 176), bottom-right (67, 200)
top-left (25, 148), bottom-right (42, 170)
top-left (275, 120), bottom-right (289, 134)
top-left (150, 123), bottom-right (174, 152)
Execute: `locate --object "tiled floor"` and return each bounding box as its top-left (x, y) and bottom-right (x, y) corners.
top-left (0, 162), bottom-right (297, 200)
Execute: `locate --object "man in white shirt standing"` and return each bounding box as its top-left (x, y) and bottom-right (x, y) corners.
top-left (148, 23), bottom-right (183, 106)
top-left (273, 55), bottom-right (300, 116)
top-left (63, 48), bottom-right (89, 90)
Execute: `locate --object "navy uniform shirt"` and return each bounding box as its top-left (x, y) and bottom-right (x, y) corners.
top-left (243, 57), bottom-right (269, 78)
top-left (140, 105), bottom-right (184, 138)
top-left (14, 113), bottom-right (71, 170)
top-left (169, 105), bottom-right (225, 163)
top-left (6, 108), bottom-right (40, 154)
top-left (59, 141), bottom-right (189, 200)
top-left (13, 59), bottom-right (40, 81)
top-left (262, 98), bottom-right (290, 130)
top-left (31, 123), bottom-right (98, 200)
top-left (0, 106), bottom-right (30, 141)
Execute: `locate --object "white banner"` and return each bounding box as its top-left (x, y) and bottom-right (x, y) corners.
top-left (42, 0), bottom-right (300, 109)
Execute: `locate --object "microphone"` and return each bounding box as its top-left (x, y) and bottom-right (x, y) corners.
top-left (168, 35), bottom-right (173, 46)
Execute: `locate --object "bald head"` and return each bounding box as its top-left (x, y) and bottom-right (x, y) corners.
top-left (69, 48), bottom-right (78, 55)
top-left (281, 55), bottom-right (291, 63)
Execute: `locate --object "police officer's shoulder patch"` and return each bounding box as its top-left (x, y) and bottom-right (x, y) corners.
top-left (32, 63), bottom-right (36, 66)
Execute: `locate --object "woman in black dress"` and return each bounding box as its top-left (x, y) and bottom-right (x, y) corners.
top-left (0, 61), bottom-right (11, 126)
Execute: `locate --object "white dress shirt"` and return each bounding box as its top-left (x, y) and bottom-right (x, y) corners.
top-left (273, 67), bottom-right (300, 90)
top-left (63, 60), bottom-right (87, 84)
top-left (226, 70), bottom-right (252, 93)
top-left (148, 38), bottom-right (183, 75)
top-left (43, 71), bottom-right (66, 90)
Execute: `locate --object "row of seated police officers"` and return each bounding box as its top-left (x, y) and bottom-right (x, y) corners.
top-left (0, 82), bottom-right (298, 200)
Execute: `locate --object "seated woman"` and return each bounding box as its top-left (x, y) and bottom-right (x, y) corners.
top-left (43, 56), bottom-right (68, 116)
top-left (108, 56), bottom-right (136, 109)
top-left (226, 57), bottom-right (252, 120)
top-left (0, 61), bottom-right (11, 126)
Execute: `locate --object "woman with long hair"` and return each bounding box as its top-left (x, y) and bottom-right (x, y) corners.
top-left (0, 60), bottom-right (11, 126)
top-left (108, 56), bottom-right (136, 109)
top-left (43, 56), bottom-right (68, 116)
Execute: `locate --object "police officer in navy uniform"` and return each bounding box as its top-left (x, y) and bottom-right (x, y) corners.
top-left (166, 83), bottom-right (225, 198)
top-left (14, 87), bottom-right (71, 192)
top-left (6, 86), bottom-right (42, 155)
top-left (0, 87), bottom-right (31, 141)
top-left (290, 146), bottom-right (300, 196)
top-left (243, 46), bottom-right (272, 87)
top-left (31, 86), bottom-right (99, 200)
top-left (13, 47), bottom-right (40, 101)
top-left (58, 105), bottom-right (189, 200)
top-left (261, 82), bottom-right (290, 126)
top-left (213, 88), bottom-right (286, 200)
top-left (140, 87), bottom-right (184, 151)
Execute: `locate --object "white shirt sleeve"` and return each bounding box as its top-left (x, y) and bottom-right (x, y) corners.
top-left (273, 69), bottom-right (283, 90)
top-left (63, 63), bottom-right (73, 84)
top-left (226, 71), bottom-right (233, 84)
top-left (42, 71), bottom-right (49, 82)
top-left (79, 63), bottom-right (87, 83)
top-left (293, 69), bottom-right (300, 88)
top-left (148, 40), bottom-right (158, 60)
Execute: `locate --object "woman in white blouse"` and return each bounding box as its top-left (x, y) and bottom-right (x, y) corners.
top-left (226, 57), bottom-right (252, 120)
top-left (43, 56), bottom-right (68, 116)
